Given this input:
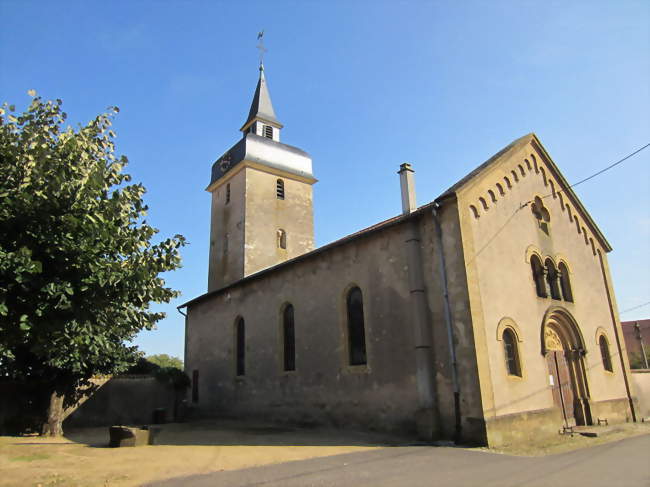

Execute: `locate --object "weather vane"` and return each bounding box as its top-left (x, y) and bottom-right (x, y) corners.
top-left (256, 30), bottom-right (267, 69)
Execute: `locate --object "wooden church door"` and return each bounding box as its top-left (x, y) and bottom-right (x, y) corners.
top-left (547, 351), bottom-right (575, 426)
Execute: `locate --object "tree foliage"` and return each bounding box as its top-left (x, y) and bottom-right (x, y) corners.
top-left (0, 92), bottom-right (185, 434)
top-left (146, 354), bottom-right (183, 370)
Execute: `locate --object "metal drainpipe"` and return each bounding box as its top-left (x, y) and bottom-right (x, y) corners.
top-left (432, 202), bottom-right (462, 441)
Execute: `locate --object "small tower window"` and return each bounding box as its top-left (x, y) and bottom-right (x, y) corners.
top-left (276, 179), bottom-right (285, 199)
top-left (277, 229), bottom-right (287, 249)
top-left (226, 183), bottom-right (231, 204)
top-left (264, 125), bottom-right (273, 139)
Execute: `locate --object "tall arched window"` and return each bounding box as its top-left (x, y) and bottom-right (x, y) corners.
top-left (282, 304), bottom-right (296, 371)
top-left (346, 286), bottom-right (367, 366)
top-left (276, 179), bottom-right (285, 199)
top-left (235, 317), bottom-right (245, 376)
top-left (558, 262), bottom-right (573, 302)
top-left (545, 259), bottom-right (561, 300)
top-left (530, 255), bottom-right (547, 298)
top-left (599, 335), bottom-right (613, 372)
top-left (502, 328), bottom-right (521, 377)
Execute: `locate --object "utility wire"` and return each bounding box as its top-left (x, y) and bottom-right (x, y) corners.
top-left (620, 301), bottom-right (650, 315)
top-left (539, 142), bottom-right (650, 202)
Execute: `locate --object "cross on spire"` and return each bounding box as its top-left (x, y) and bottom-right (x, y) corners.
top-left (256, 30), bottom-right (267, 69)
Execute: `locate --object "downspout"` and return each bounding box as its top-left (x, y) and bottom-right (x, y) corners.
top-left (398, 164), bottom-right (439, 440)
top-left (432, 201), bottom-right (462, 441)
top-left (596, 250), bottom-right (636, 422)
top-left (177, 306), bottom-right (189, 377)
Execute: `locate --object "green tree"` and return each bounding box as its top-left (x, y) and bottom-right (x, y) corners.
top-left (0, 92), bottom-right (186, 436)
top-left (146, 354), bottom-right (183, 370)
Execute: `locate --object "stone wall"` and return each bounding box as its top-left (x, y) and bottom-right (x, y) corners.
top-left (631, 370), bottom-right (650, 419)
top-left (64, 376), bottom-right (177, 428)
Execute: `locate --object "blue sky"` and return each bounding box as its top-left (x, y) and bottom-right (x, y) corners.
top-left (1, 1), bottom-right (648, 360)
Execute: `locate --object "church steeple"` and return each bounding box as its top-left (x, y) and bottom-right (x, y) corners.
top-left (240, 64), bottom-right (283, 140)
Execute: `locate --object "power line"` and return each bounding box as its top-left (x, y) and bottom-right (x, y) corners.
top-left (620, 301), bottom-right (650, 315)
top-left (540, 142), bottom-right (650, 201)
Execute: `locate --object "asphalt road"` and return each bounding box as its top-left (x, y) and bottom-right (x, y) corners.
top-left (150, 434), bottom-right (650, 487)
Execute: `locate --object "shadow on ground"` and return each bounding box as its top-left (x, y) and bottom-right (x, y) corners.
top-left (63, 419), bottom-right (414, 449)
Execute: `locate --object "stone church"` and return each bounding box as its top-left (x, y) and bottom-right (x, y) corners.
top-left (180, 64), bottom-right (638, 446)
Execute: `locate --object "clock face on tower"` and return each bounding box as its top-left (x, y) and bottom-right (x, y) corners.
top-left (219, 152), bottom-right (231, 173)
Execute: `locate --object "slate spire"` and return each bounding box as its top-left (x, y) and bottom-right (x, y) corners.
top-left (240, 63), bottom-right (283, 132)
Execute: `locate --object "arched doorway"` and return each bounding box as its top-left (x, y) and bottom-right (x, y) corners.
top-left (541, 307), bottom-right (592, 427)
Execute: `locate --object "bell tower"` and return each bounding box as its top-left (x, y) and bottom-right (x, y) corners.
top-left (206, 63), bottom-right (317, 292)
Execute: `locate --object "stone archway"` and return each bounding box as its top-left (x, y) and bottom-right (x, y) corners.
top-left (541, 307), bottom-right (592, 427)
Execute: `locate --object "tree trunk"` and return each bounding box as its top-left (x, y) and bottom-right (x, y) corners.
top-left (42, 390), bottom-right (65, 436)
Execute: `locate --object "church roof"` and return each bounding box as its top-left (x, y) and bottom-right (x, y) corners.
top-left (181, 133), bottom-right (612, 309)
top-left (240, 65), bottom-right (282, 131)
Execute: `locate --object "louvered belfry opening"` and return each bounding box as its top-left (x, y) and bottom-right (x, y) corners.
top-left (276, 179), bottom-right (285, 199)
top-left (264, 125), bottom-right (273, 139)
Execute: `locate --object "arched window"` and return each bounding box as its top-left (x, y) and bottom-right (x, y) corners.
top-left (545, 259), bottom-right (561, 300)
top-left (558, 262), bottom-right (573, 302)
top-left (346, 286), bottom-right (367, 366)
top-left (282, 304), bottom-right (296, 371)
top-left (277, 229), bottom-right (287, 249)
top-left (226, 183), bottom-right (231, 204)
top-left (531, 255), bottom-right (547, 298)
top-left (276, 179), bottom-right (285, 199)
top-left (503, 328), bottom-right (521, 377)
top-left (599, 335), bottom-right (613, 372)
top-left (235, 318), bottom-right (245, 376)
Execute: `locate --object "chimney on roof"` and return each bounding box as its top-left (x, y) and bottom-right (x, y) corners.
top-left (398, 163), bottom-right (417, 214)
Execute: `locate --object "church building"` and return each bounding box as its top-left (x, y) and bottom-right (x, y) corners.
top-left (180, 63), bottom-right (638, 446)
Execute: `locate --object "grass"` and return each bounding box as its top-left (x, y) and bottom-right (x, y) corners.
top-left (9, 452), bottom-right (51, 462)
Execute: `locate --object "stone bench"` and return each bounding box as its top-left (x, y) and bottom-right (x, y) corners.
top-left (109, 425), bottom-right (161, 447)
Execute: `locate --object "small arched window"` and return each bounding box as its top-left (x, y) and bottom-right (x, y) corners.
top-left (558, 262), bottom-right (573, 302)
top-left (549, 180), bottom-right (557, 198)
top-left (531, 154), bottom-right (539, 173)
top-left (504, 176), bottom-right (512, 189)
top-left (545, 259), bottom-right (561, 300)
top-left (276, 179), bottom-right (285, 199)
top-left (469, 205), bottom-right (479, 219)
top-left (531, 255), bottom-right (547, 298)
top-left (346, 286), bottom-right (367, 366)
top-left (277, 229), bottom-right (287, 249)
top-left (525, 159), bottom-right (532, 171)
top-left (503, 328), bottom-right (521, 377)
top-left (479, 197), bottom-right (489, 211)
top-left (488, 189), bottom-right (497, 203)
top-left (235, 317), bottom-right (245, 376)
top-left (282, 304), bottom-right (296, 371)
top-left (518, 164), bottom-right (526, 177)
top-left (226, 183), bottom-right (231, 204)
top-left (599, 335), bottom-right (613, 372)
top-left (511, 170), bottom-right (519, 182)
top-left (496, 183), bottom-right (505, 196)
top-left (540, 166), bottom-right (548, 186)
